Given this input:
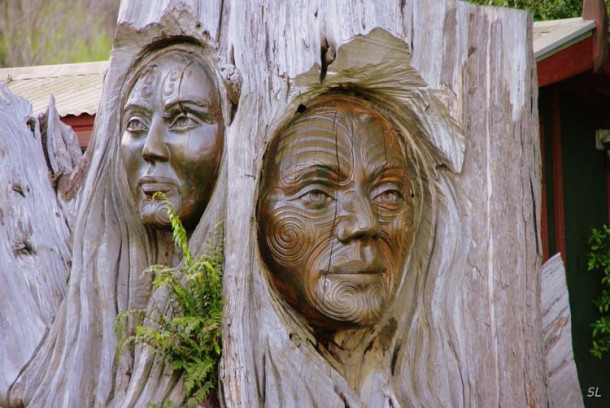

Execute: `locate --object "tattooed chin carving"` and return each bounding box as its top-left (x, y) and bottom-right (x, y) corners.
top-left (257, 95), bottom-right (415, 330)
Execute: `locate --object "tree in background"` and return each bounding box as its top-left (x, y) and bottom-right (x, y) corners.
top-left (466, 0), bottom-right (608, 20)
top-left (0, 0), bottom-right (118, 67)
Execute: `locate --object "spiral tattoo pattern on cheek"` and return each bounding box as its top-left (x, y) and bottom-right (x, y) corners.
top-left (266, 205), bottom-right (317, 267)
top-left (380, 211), bottom-right (413, 259)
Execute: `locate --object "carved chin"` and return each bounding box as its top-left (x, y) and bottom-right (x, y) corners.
top-left (138, 195), bottom-right (181, 229)
top-left (312, 275), bottom-right (388, 327)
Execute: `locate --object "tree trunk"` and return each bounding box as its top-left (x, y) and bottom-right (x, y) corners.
top-left (0, 0), bottom-right (570, 406)
top-left (220, 1), bottom-right (548, 407)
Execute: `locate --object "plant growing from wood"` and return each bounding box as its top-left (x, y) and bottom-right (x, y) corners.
top-left (587, 224), bottom-right (610, 359)
top-left (115, 193), bottom-right (224, 406)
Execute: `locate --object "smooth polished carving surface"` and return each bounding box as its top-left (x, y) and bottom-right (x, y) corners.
top-left (121, 50), bottom-right (223, 231)
top-left (258, 95), bottom-right (415, 329)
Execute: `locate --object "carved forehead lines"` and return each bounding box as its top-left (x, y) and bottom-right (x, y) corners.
top-left (268, 94), bottom-right (408, 186)
top-left (122, 47), bottom-right (223, 124)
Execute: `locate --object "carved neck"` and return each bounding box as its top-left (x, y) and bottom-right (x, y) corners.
top-left (315, 315), bottom-right (398, 393)
top-left (317, 327), bottom-right (377, 391)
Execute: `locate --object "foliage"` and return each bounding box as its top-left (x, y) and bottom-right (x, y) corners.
top-left (465, 0), bottom-right (605, 21)
top-left (115, 193), bottom-right (224, 407)
top-left (0, 0), bottom-right (117, 67)
top-left (586, 225), bottom-right (610, 359)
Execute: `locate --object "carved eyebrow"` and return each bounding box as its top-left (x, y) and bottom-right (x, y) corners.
top-left (368, 163), bottom-right (408, 181)
top-left (164, 99), bottom-right (219, 121)
top-left (123, 101), bottom-right (152, 116)
top-left (164, 98), bottom-right (211, 111)
top-left (282, 163), bottom-right (342, 184)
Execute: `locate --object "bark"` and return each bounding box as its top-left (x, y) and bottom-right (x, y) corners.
top-left (0, 0), bottom-right (569, 407)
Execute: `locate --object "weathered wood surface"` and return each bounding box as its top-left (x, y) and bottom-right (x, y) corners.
top-left (223, 1), bottom-right (547, 407)
top-left (41, 95), bottom-right (84, 222)
top-left (541, 253), bottom-right (584, 408)
top-left (0, 87), bottom-right (81, 402)
top-left (4, 3), bottom-right (232, 406)
top-left (0, 0), bottom-right (565, 407)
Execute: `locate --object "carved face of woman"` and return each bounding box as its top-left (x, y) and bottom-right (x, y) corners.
top-left (121, 51), bottom-right (223, 231)
top-left (258, 97), bottom-right (414, 329)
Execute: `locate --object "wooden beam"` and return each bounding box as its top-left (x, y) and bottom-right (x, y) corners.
top-left (537, 37), bottom-right (593, 87)
top-left (550, 87), bottom-right (567, 262)
top-left (583, 0), bottom-right (609, 72)
top-left (540, 113), bottom-right (549, 261)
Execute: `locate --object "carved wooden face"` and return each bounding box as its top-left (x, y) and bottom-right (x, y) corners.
top-left (121, 51), bottom-right (223, 231)
top-left (258, 96), bottom-right (414, 329)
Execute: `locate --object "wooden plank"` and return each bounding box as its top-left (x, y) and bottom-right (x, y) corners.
top-left (582, 0), bottom-right (609, 72)
top-left (537, 37), bottom-right (593, 87)
top-left (534, 17), bottom-right (595, 60)
top-left (540, 113), bottom-right (549, 261)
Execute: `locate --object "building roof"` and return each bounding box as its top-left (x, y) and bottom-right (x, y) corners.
top-left (0, 61), bottom-right (107, 117)
top-left (533, 17), bottom-right (597, 61)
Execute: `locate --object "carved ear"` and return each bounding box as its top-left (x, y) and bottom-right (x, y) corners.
top-left (220, 63), bottom-right (241, 124)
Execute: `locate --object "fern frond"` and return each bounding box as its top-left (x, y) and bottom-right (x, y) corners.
top-left (114, 204), bottom-right (224, 404)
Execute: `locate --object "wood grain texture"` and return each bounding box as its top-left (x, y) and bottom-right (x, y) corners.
top-left (41, 96), bottom-right (84, 224)
top-left (223, 1), bottom-right (547, 407)
top-left (0, 86), bottom-right (74, 405)
top-left (5, 3), bottom-right (232, 406)
top-left (541, 253), bottom-right (584, 408)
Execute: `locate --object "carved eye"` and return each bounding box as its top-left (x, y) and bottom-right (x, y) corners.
top-left (299, 189), bottom-right (334, 207)
top-left (372, 186), bottom-right (404, 205)
top-left (126, 117), bottom-right (148, 133)
top-left (170, 113), bottom-right (200, 131)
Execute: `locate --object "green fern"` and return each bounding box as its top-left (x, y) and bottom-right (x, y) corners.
top-left (115, 194), bottom-right (224, 406)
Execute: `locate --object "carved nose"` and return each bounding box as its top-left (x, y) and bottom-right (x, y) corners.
top-left (337, 191), bottom-right (381, 243)
top-left (142, 117), bottom-right (169, 162)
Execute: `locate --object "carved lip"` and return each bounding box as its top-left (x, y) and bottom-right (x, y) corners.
top-left (327, 261), bottom-right (386, 275)
top-left (137, 176), bottom-right (178, 196)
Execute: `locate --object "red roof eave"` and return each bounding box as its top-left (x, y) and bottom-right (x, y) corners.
top-left (537, 0), bottom-right (609, 87)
